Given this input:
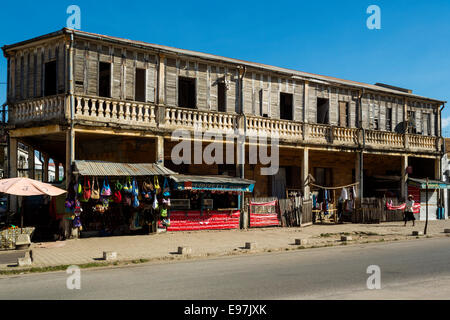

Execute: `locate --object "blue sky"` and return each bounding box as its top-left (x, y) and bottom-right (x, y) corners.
top-left (1, 0), bottom-right (449, 134)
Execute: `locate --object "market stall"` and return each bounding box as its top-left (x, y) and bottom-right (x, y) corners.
top-left (161, 174), bottom-right (255, 231)
top-left (407, 177), bottom-right (449, 220)
top-left (70, 161), bottom-right (176, 238)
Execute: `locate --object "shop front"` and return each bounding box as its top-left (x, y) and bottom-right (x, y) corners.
top-left (408, 178), bottom-right (449, 220)
top-left (70, 160), bottom-right (176, 238)
top-left (160, 175), bottom-right (255, 231)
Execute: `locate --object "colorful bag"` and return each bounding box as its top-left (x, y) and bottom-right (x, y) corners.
top-left (91, 177), bottom-right (100, 200)
top-left (154, 176), bottom-right (161, 195)
top-left (162, 178), bottom-right (170, 197)
top-left (81, 177), bottom-right (91, 202)
top-left (160, 208), bottom-right (168, 218)
top-left (132, 195), bottom-right (140, 208)
top-left (113, 190), bottom-right (122, 203)
top-left (123, 178), bottom-right (132, 194)
top-left (101, 177), bottom-right (112, 197)
top-left (132, 178), bottom-right (139, 197)
top-left (115, 180), bottom-right (123, 191)
top-left (152, 192), bottom-right (159, 209)
top-left (73, 216), bottom-right (82, 228)
top-left (77, 180), bottom-right (83, 196)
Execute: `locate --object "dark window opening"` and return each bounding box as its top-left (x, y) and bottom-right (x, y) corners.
top-left (135, 68), bottom-right (146, 102)
top-left (44, 61), bottom-right (57, 97)
top-left (280, 92), bottom-right (293, 120)
top-left (314, 167), bottom-right (333, 187)
top-left (386, 108), bottom-right (392, 131)
top-left (374, 118), bottom-right (379, 130)
top-left (218, 82), bottom-right (226, 112)
top-left (317, 98), bottom-right (329, 124)
top-left (425, 113), bottom-right (431, 136)
top-left (99, 62), bottom-right (111, 98)
top-left (178, 77), bottom-right (196, 108)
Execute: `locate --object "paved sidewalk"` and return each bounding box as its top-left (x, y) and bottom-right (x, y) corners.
top-left (1, 219), bottom-right (450, 270)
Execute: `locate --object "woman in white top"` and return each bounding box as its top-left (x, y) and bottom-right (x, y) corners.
top-left (404, 194), bottom-right (416, 226)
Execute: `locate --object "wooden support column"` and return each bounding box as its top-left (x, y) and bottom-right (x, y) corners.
top-left (355, 151), bottom-right (363, 200)
top-left (55, 161), bottom-right (60, 182)
top-left (155, 136), bottom-right (164, 165)
top-left (43, 154), bottom-right (49, 182)
top-left (157, 53), bottom-right (165, 105)
top-left (303, 81), bottom-right (309, 123)
top-left (401, 155), bottom-right (408, 200)
top-left (28, 147), bottom-right (35, 179)
top-left (65, 129), bottom-right (75, 187)
top-left (435, 156), bottom-right (441, 180)
top-left (302, 148), bottom-right (310, 199)
top-left (8, 137), bottom-right (18, 213)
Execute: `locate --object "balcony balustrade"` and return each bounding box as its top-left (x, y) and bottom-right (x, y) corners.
top-left (8, 94), bottom-right (440, 153)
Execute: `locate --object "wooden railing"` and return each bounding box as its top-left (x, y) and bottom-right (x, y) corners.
top-left (246, 116), bottom-right (302, 139)
top-left (365, 130), bottom-right (404, 149)
top-left (8, 95), bottom-right (441, 153)
top-left (164, 107), bottom-right (236, 133)
top-left (74, 94), bottom-right (156, 127)
top-left (10, 95), bottom-right (66, 124)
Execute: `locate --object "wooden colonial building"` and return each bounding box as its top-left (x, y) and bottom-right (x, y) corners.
top-left (1, 28), bottom-right (446, 216)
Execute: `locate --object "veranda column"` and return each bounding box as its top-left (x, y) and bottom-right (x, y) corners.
top-left (8, 136), bottom-right (18, 213)
top-left (157, 53), bottom-right (165, 106)
top-left (43, 154), bottom-right (49, 182)
top-left (355, 151), bottom-right (363, 200)
top-left (401, 155), bottom-right (408, 200)
top-left (65, 129), bottom-right (75, 187)
top-left (302, 148), bottom-right (310, 199)
top-left (28, 146), bottom-right (35, 179)
top-left (155, 136), bottom-right (164, 165)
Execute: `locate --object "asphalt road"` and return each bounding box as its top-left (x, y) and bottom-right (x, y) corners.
top-left (0, 237), bottom-right (449, 300)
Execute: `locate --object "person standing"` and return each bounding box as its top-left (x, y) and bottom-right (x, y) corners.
top-left (404, 194), bottom-right (416, 226)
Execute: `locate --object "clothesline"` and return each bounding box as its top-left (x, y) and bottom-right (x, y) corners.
top-left (308, 182), bottom-right (360, 190)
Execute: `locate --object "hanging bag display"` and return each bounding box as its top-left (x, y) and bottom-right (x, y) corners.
top-left (91, 177), bottom-right (100, 200)
top-left (82, 177), bottom-right (91, 202)
top-left (101, 177), bottom-right (112, 197)
top-left (132, 178), bottom-right (139, 197)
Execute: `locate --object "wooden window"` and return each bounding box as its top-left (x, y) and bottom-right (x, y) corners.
top-left (178, 77), bottom-right (196, 109)
top-left (317, 98), bottom-right (329, 124)
top-left (44, 60), bottom-right (57, 97)
top-left (218, 82), bottom-right (226, 112)
top-left (280, 92), bottom-right (293, 120)
top-left (98, 62), bottom-right (111, 98)
top-left (338, 101), bottom-right (349, 127)
top-left (386, 108), bottom-right (392, 131)
top-left (135, 68), bottom-right (146, 102)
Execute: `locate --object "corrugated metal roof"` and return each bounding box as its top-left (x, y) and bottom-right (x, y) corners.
top-left (74, 161), bottom-right (177, 176)
top-left (170, 174), bottom-right (255, 185)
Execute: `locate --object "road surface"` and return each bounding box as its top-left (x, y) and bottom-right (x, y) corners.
top-left (0, 237), bottom-right (449, 299)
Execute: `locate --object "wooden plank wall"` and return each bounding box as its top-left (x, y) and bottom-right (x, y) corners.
top-left (6, 36), bottom-right (440, 138)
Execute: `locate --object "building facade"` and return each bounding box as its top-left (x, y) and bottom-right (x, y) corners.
top-left (1, 28), bottom-right (446, 220)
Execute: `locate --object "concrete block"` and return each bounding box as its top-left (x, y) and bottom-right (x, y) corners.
top-left (17, 257), bottom-right (32, 267)
top-left (444, 229), bottom-right (450, 234)
top-left (341, 235), bottom-right (352, 241)
top-left (245, 242), bottom-right (257, 250)
top-left (103, 251), bottom-right (117, 261)
top-left (412, 231), bottom-right (424, 236)
top-left (177, 247), bottom-right (192, 255)
top-left (295, 239), bottom-right (308, 245)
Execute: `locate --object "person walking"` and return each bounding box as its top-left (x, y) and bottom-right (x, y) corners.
top-left (404, 194), bottom-right (416, 226)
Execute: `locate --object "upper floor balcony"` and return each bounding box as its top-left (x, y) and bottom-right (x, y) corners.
top-left (7, 94), bottom-right (442, 154)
